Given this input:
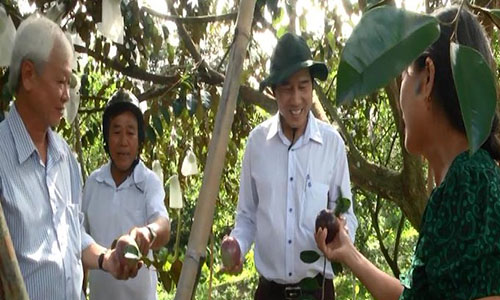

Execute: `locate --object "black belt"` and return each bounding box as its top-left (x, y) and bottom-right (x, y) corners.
top-left (259, 274), bottom-right (326, 300)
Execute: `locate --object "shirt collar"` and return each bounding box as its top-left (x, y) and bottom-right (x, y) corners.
top-left (266, 111), bottom-right (323, 145)
top-left (7, 104), bottom-right (65, 164)
top-left (95, 160), bottom-right (147, 190)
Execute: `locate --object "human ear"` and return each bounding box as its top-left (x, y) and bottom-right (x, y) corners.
top-left (422, 57), bottom-right (435, 99)
top-left (20, 60), bottom-right (37, 92)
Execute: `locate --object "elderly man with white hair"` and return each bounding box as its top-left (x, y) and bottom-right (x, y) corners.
top-left (0, 15), bottom-right (141, 300)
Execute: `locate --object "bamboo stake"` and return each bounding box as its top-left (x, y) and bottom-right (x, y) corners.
top-left (0, 196), bottom-right (29, 300)
top-left (173, 0), bottom-right (256, 298)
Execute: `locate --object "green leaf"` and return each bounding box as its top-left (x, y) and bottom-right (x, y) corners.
top-left (334, 197), bottom-right (351, 216)
top-left (336, 6), bottom-right (440, 105)
top-left (300, 250), bottom-right (321, 264)
top-left (450, 42), bottom-right (496, 154)
top-left (172, 98), bottom-right (184, 117)
top-left (365, 0), bottom-right (394, 12)
top-left (141, 256), bottom-right (154, 268)
top-left (145, 125), bottom-right (157, 143)
top-left (160, 105), bottom-right (170, 124)
top-left (331, 262), bottom-right (343, 275)
top-left (299, 276), bottom-right (320, 292)
top-left (124, 244), bottom-right (140, 260)
top-left (152, 115), bottom-right (163, 136)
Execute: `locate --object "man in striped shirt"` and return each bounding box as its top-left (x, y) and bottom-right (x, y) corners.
top-left (0, 15), bottom-right (140, 300)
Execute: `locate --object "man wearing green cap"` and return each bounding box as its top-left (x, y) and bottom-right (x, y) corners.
top-left (221, 33), bottom-right (358, 299)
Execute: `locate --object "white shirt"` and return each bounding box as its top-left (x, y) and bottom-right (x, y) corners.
top-left (0, 105), bottom-right (92, 300)
top-left (82, 161), bottom-right (169, 300)
top-left (231, 112), bottom-right (358, 284)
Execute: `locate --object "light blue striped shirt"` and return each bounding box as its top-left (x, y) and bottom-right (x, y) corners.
top-left (0, 104), bottom-right (94, 300)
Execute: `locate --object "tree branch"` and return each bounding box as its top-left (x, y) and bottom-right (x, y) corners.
top-left (371, 197), bottom-right (400, 278)
top-left (78, 107), bottom-right (104, 114)
top-left (393, 213), bottom-right (405, 264)
top-left (166, 1), bottom-right (206, 67)
top-left (74, 45), bottom-right (180, 85)
top-left (143, 7), bottom-right (237, 24)
top-left (286, 0), bottom-right (297, 33)
top-left (314, 84), bottom-right (404, 205)
top-left (239, 86), bottom-right (277, 114)
top-left (385, 79), bottom-right (428, 228)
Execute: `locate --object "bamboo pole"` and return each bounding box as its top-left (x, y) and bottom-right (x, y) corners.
top-left (173, 0), bottom-right (256, 298)
top-left (0, 196), bottom-right (29, 300)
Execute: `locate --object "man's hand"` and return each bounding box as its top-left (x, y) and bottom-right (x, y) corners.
top-left (103, 235), bottom-right (142, 280)
top-left (314, 216), bottom-right (354, 263)
top-left (130, 226), bottom-right (154, 256)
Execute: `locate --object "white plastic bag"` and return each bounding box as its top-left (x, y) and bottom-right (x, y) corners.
top-left (64, 73), bottom-right (80, 124)
top-left (97, 0), bottom-right (124, 44)
top-left (152, 159), bottom-right (164, 184)
top-left (0, 5), bottom-right (16, 67)
top-left (168, 174), bottom-right (183, 209)
top-left (181, 149), bottom-right (199, 176)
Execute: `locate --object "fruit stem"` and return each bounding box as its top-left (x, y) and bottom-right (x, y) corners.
top-left (173, 209), bottom-right (182, 261)
top-left (321, 257), bottom-right (326, 300)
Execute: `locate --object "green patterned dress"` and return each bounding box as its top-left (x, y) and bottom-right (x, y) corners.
top-left (400, 149), bottom-right (500, 300)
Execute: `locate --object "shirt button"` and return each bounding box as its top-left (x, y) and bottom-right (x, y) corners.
top-left (288, 240), bottom-right (292, 244)
top-left (289, 208), bottom-right (292, 212)
top-left (290, 177), bottom-right (293, 181)
top-left (289, 272), bottom-right (292, 277)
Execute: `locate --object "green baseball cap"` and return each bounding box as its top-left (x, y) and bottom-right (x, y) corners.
top-left (259, 32), bottom-right (328, 92)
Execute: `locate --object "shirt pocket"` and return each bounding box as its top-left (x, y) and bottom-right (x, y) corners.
top-left (300, 182), bottom-right (329, 233)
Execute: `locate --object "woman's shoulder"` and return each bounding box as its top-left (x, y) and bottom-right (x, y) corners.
top-left (445, 149), bottom-right (500, 185)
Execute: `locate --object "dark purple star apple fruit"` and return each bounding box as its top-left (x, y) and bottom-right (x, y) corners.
top-left (315, 209), bottom-right (339, 244)
top-left (221, 236), bottom-right (241, 269)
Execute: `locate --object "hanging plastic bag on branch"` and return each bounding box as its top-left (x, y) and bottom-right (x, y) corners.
top-left (168, 175), bottom-right (183, 209)
top-left (181, 150), bottom-right (199, 176)
top-left (45, 1), bottom-right (66, 23)
top-left (152, 160), bottom-right (164, 185)
top-left (0, 5), bottom-right (16, 67)
top-left (64, 73), bottom-right (80, 124)
top-left (97, 0), bottom-right (124, 44)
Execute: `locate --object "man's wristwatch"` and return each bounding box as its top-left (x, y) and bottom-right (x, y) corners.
top-left (146, 225), bottom-right (157, 245)
top-left (98, 251), bottom-right (107, 272)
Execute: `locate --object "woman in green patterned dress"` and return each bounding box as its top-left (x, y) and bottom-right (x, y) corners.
top-left (315, 6), bottom-right (500, 300)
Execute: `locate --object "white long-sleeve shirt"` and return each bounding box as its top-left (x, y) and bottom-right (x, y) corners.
top-left (231, 112), bottom-right (358, 284)
top-left (0, 104), bottom-right (94, 300)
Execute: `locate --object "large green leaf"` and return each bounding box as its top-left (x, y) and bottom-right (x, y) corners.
top-left (336, 6), bottom-right (440, 105)
top-left (450, 42), bottom-right (496, 154)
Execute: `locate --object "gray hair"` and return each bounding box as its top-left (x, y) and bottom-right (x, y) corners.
top-left (8, 15), bottom-right (72, 93)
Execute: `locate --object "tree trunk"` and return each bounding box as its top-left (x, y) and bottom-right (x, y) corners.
top-left (173, 0), bottom-right (256, 299)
